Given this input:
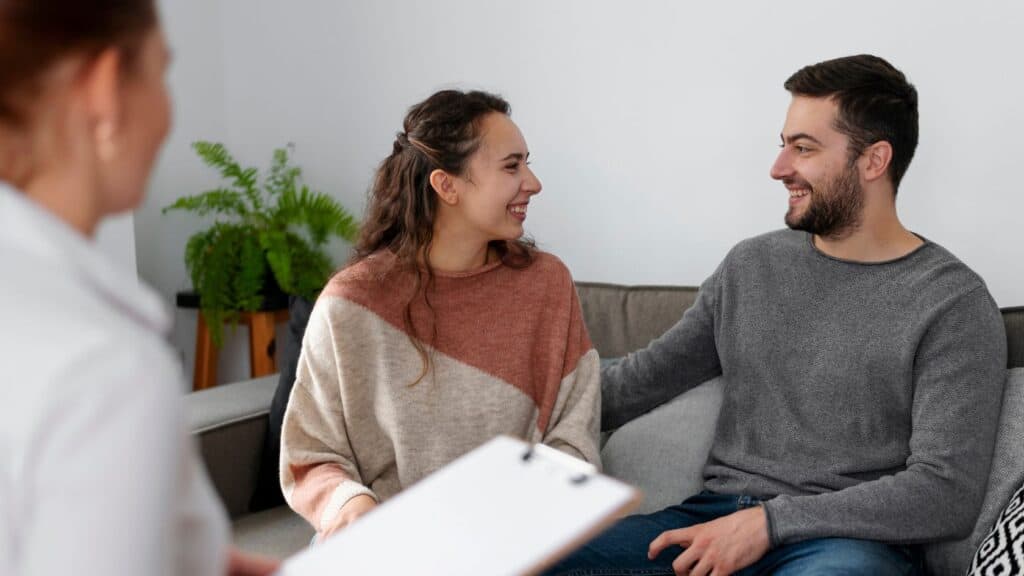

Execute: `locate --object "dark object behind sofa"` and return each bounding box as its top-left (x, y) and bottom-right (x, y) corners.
top-left (1005, 306), bottom-right (1024, 368)
top-left (249, 295), bottom-right (316, 511)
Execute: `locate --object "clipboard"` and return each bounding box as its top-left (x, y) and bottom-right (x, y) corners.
top-left (277, 435), bottom-right (642, 576)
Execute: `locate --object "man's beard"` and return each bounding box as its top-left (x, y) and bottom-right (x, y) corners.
top-left (785, 162), bottom-right (864, 239)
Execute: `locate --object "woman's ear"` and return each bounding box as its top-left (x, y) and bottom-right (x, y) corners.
top-left (77, 47), bottom-right (122, 162)
top-left (429, 169), bottom-right (458, 205)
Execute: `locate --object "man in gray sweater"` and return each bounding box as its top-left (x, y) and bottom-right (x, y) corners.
top-left (547, 55), bottom-right (1007, 575)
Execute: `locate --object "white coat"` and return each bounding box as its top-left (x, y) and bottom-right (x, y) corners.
top-left (0, 183), bottom-right (228, 575)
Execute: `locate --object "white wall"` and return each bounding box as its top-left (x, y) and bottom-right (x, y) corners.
top-left (145, 1), bottom-right (1024, 380)
top-left (143, 0), bottom-right (228, 381)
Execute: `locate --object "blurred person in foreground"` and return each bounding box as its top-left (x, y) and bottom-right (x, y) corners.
top-left (0, 1), bottom-right (278, 574)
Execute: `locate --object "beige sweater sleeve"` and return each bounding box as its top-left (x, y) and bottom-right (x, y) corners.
top-left (279, 301), bottom-right (377, 533)
top-left (542, 349), bottom-right (601, 469)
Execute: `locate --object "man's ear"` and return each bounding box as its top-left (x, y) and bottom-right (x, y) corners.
top-left (429, 169), bottom-right (458, 205)
top-left (77, 48), bottom-right (122, 161)
top-left (861, 141), bottom-right (893, 184)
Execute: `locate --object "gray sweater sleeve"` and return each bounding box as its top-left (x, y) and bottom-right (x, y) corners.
top-left (600, 269), bottom-right (723, 431)
top-left (762, 286), bottom-right (1008, 546)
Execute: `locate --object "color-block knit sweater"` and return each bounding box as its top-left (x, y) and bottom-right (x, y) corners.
top-left (280, 250), bottom-right (600, 533)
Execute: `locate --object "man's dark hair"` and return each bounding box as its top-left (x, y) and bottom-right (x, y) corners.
top-left (784, 54), bottom-right (918, 192)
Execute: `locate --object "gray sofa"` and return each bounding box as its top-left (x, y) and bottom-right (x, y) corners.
top-left (186, 282), bottom-right (1024, 575)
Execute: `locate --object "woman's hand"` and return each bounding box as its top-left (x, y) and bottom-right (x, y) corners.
top-left (320, 494), bottom-right (378, 540)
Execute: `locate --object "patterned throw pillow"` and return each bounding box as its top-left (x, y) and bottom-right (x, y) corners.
top-left (968, 482), bottom-right (1024, 575)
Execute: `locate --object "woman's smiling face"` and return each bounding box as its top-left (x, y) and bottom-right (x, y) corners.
top-left (447, 112), bottom-right (542, 244)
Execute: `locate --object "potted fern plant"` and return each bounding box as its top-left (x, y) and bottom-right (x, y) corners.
top-left (163, 141), bottom-right (359, 345)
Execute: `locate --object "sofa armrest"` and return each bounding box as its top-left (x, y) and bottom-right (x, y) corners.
top-left (186, 375), bottom-right (278, 518)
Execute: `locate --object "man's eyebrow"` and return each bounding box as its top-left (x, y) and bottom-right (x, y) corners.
top-left (781, 133), bottom-right (823, 146)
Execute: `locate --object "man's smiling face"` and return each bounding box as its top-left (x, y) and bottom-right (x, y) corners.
top-left (770, 96), bottom-right (865, 239)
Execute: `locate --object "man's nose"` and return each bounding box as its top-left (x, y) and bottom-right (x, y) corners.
top-left (770, 148), bottom-right (794, 181)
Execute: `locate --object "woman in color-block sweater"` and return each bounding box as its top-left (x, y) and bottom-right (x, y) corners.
top-left (280, 90), bottom-right (601, 541)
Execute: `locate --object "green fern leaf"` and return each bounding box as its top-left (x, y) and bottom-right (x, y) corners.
top-left (267, 145), bottom-right (302, 199)
top-left (162, 187), bottom-right (248, 218)
top-left (286, 236), bottom-right (334, 299)
top-left (234, 231), bottom-right (267, 312)
top-left (260, 229), bottom-right (294, 294)
top-left (192, 141), bottom-right (263, 213)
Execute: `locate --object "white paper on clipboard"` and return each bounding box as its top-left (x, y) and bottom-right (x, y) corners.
top-left (277, 435), bottom-right (642, 576)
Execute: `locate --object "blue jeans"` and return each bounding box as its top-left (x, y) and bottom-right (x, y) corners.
top-left (544, 492), bottom-right (920, 576)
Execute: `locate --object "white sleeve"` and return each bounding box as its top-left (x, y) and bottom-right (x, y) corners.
top-left (176, 436), bottom-right (230, 576)
top-left (20, 340), bottom-right (227, 576)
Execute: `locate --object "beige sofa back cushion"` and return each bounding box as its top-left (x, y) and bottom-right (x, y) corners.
top-left (576, 282), bottom-right (697, 358)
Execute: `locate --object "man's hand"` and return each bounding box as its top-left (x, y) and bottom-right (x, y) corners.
top-left (320, 494), bottom-right (378, 540)
top-left (648, 506), bottom-right (770, 576)
top-left (227, 547), bottom-right (280, 576)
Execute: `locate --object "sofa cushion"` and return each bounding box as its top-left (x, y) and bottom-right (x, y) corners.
top-left (924, 368), bottom-right (1024, 575)
top-left (187, 374), bottom-right (278, 434)
top-left (186, 375), bottom-right (278, 518)
top-left (600, 377), bottom-right (723, 514)
top-left (576, 282), bottom-right (697, 358)
top-left (967, 481), bottom-right (1024, 575)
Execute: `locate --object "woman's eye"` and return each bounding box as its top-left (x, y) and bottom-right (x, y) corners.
top-left (504, 164), bottom-right (519, 172)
